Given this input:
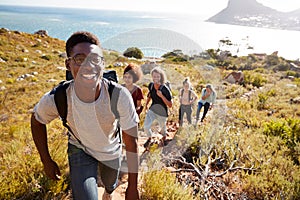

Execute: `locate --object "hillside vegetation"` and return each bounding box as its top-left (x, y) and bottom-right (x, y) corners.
top-left (0, 29), bottom-right (300, 199)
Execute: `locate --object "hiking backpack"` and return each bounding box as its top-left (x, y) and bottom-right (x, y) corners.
top-left (51, 71), bottom-right (122, 145)
top-left (148, 81), bottom-right (172, 95)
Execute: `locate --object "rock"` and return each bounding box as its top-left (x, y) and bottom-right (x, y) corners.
top-left (113, 62), bottom-right (123, 67)
top-left (0, 28), bottom-right (9, 34)
top-left (224, 71), bottom-right (244, 84)
top-left (35, 50), bottom-right (42, 54)
top-left (16, 73), bottom-right (35, 81)
top-left (59, 52), bottom-right (67, 58)
top-left (201, 64), bottom-right (214, 71)
top-left (34, 30), bottom-right (48, 37)
top-left (57, 66), bottom-right (66, 71)
top-left (141, 61), bottom-right (157, 74)
top-left (290, 97), bottom-right (300, 104)
top-left (47, 79), bottom-right (57, 82)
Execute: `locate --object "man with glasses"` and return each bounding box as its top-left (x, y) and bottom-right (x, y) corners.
top-left (31, 31), bottom-right (139, 200)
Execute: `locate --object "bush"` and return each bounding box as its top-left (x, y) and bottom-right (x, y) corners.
top-left (123, 47), bottom-right (143, 59)
top-left (263, 118), bottom-right (300, 164)
top-left (244, 72), bottom-right (267, 87)
top-left (141, 169), bottom-right (193, 200)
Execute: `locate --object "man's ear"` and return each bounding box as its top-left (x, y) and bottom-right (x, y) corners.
top-left (65, 58), bottom-right (71, 71)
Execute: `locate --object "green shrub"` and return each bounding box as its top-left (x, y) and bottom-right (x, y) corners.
top-left (123, 47), bottom-right (143, 59)
top-left (263, 118), bottom-right (300, 164)
top-left (295, 77), bottom-right (300, 86)
top-left (286, 70), bottom-right (299, 77)
top-left (257, 93), bottom-right (269, 110)
top-left (141, 169), bottom-right (193, 200)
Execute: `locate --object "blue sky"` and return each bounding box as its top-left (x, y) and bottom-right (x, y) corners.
top-left (1, 0), bottom-right (300, 17)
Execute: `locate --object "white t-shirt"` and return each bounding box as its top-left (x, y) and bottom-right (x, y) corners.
top-left (33, 80), bottom-right (139, 161)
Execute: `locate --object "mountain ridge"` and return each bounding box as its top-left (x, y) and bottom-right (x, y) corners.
top-left (207, 0), bottom-right (300, 31)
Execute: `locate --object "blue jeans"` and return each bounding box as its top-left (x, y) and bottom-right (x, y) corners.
top-left (196, 102), bottom-right (210, 122)
top-left (68, 143), bottom-right (121, 200)
top-left (144, 109), bottom-right (167, 137)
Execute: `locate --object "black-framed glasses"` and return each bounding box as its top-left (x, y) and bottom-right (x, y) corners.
top-left (69, 53), bottom-right (104, 66)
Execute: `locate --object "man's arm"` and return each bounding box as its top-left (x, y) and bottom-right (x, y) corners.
top-left (31, 113), bottom-right (61, 180)
top-left (122, 126), bottom-right (139, 200)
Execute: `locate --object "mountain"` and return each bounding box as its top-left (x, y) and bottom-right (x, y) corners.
top-left (207, 0), bottom-right (300, 31)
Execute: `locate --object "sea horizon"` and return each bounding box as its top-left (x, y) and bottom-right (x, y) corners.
top-left (1, 4), bottom-right (300, 60)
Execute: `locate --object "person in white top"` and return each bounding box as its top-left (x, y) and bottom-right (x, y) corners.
top-left (31, 31), bottom-right (140, 200)
top-left (178, 77), bottom-right (198, 126)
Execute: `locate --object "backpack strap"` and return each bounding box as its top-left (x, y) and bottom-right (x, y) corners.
top-left (52, 80), bottom-right (83, 145)
top-left (147, 82), bottom-right (154, 97)
top-left (106, 79), bottom-right (121, 119)
top-left (53, 79), bottom-right (122, 145)
top-left (180, 88), bottom-right (184, 97)
top-left (105, 79), bottom-right (122, 142)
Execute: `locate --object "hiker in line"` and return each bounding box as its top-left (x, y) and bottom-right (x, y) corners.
top-left (195, 84), bottom-right (217, 126)
top-left (31, 31), bottom-right (139, 200)
top-left (143, 67), bottom-right (172, 147)
top-left (178, 77), bottom-right (197, 126)
top-left (122, 63), bottom-right (144, 116)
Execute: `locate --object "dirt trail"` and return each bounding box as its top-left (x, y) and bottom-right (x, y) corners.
top-left (97, 121), bottom-right (179, 199)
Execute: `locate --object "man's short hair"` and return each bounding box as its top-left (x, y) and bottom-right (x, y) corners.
top-left (66, 31), bottom-right (100, 57)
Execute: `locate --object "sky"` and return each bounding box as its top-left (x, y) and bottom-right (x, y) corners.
top-left (1, 0), bottom-right (300, 17)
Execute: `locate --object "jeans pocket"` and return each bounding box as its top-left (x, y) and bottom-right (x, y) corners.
top-left (68, 143), bottom-right (96, 167)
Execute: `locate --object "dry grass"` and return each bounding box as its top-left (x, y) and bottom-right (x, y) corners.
top-left (1, 29), bottom-right (300, 199)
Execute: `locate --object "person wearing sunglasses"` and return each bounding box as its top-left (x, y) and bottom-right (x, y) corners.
top-left (31, 31), bottom-right (140, 200)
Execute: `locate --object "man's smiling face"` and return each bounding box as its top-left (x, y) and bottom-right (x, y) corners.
top-left (67, 42), bottom-right (104, 88)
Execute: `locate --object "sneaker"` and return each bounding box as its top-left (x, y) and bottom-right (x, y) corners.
top-left (102, 190), bottom-right (112, 200)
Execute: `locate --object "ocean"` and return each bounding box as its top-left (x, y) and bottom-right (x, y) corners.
top-left (1, 5), bottom-right (300, 59)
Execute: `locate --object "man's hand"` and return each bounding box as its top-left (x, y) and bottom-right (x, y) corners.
top-left (43, 159), bottom-right (61, 180)
top-left (125, 186), bottom-right (140, 200)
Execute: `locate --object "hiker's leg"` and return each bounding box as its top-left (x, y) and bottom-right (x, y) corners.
top-left (99, 157), bottom-right (121, 194)
top-left (195, 102), bottom-right (203, 123)
top-left (156, 114), bottom-right (168, 137)
top-left (68, 143), bottom-right (98, 200)
top-left (186, 105), bottom-right (192, 124)
top-left (179, 105), bottom-right (183, 126)
top-left (144, 109), bottom-right (155, 137)
top-left (201, 102), bottom-right (210, 122)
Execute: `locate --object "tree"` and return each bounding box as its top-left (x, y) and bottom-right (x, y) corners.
top-left (123, 47), bottom-right (143, 59)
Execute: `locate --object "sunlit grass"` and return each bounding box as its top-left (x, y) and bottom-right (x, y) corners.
top-left (1, 29), bottom-right (300, 199)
